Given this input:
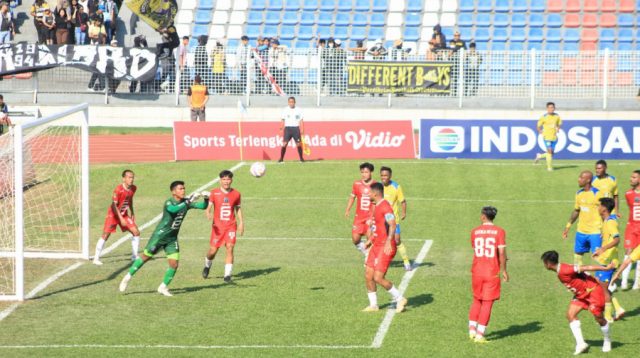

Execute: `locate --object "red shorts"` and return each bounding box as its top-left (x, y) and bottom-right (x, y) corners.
top-left (366, 244), bottom-right (397, 273)
top-left (352, 218), bottom-right (370, 236)
top-left (571, 286), bottom-right (605, 317)
top-left (624, 224), bottom-right (640, 249)
top-left (102, 214), bottom-right (136, 234)
top-left (472, 275), bottom-right (501, 301)
top-left (210, 225), bottom-right (237, 248)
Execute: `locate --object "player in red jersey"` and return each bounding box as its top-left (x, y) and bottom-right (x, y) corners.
top-left (468, 206), bottom-right (508, 343)
top-left (94, 170), bottom-right (140, 265)
top-left (344, 162), bottom-right (376, 257)
top-left (542, 250), bottom-right (615, 354)
top-left (361, 182), bottom-right (407, 313)
top-left (202, 170), bottom-right (243, 283)
top-left (620, 170), bottom-right (640, 290)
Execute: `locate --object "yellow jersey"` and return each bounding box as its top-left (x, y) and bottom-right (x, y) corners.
top-left (537, 113), bottom-right (562, 141)
top-left (383, 180), bottom-right (405, 221)
top-left (592, 174), bottom-right (618, 199)
top-left (575, 187), bottom-right (604, 234)
top-left (596, 215), bottom-right (619, 266)
top-left (631, 244), bottom-right (640, 262)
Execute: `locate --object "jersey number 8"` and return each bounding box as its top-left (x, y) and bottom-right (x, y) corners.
top-left (474, 237), bottom-right (496, 258)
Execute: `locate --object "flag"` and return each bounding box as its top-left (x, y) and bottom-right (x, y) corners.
top-left (301, 136), bottom-right (311, 156)
top-left (252, 49), bottom-right (286, 97)
top-left (126, 0), bottom-right (178, 31)
top-left (237, 100), bottom-right (248, 114)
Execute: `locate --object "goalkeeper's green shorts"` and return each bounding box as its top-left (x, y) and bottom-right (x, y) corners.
top-left (144, 234), bottom-right (180, 260)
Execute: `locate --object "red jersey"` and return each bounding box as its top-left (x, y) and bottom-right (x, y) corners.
top-left (626, 189), bottom-right (640, 225)
top-left (471, 223), bottom-right (506, 277)
top-left (556, 263), bottom-right (600, 300)
top-left (351, 179), bottom-right (376, 221)
top-left (371, 199), bottom-right (396, 247)
top-left (107, 184), bottom-right (136, 216)
top-left (209, 188), bottom-right (241, 228)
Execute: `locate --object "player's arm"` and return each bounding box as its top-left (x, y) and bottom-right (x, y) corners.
top-left (611, 257), bottom-right (635, 283)
top-left (299, 118), bottom-right (304, 135)
top-left (562, 208), bottom-right (580, 239)
top-left (206, 201), bottom-right (214, 220)
top-left (279, 118), bottom-right (285, 134)
top-left (498, 246), bottom-right (509, 282)
top-left (613, 194), bottom-right (621, 218)
top-left (202, 89), bottom-right (209, 109)
top-left (397, 186), bottom-right (407, 220)
top-left (384, 213), bottom-right (396, 255)
top-left (236, 206), bottom-right (244, 236)
top-left (593, 235), bottom-right (620, 258)
top-left (536, 118), bottom-right (543, 133)
top-left (166, 201), bottom-right (188, 213)
top-left (345, 194), bottom-right (356, 217)
top-left (578, 262), bottom-right (616, 272)
top-left (129, 198), bottom-right (135, 219)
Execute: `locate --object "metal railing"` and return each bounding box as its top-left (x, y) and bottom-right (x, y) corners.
top-left (0, 46), bottom-right (638, 109)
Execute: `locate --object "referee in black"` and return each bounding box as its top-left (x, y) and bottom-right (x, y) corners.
top-left (278, 97), bottom-right (305, 163)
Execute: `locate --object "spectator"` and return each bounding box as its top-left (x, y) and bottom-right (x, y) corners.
top-left (235, 35), bottom-right (251, 87)
top-left (426, 41), bottom-right (437, 60)
top-left (78, 0), bottom-right (95, 17)
top-left (30, 0), bottom-right (50, 44)
top-left (452, 31), bottom-right (467, 51)
top-left (348, 40), bottom-right (367, 60)
top-left (464, 42), bottom-right (482, 96)
top-left (107, 39), bottom-right (121, 93)
top-left (390, 39), bottom-right (410, 61)
top-left (430, 24), bottom-right (446, 50)
top-left (0, 94), bottom-right (9, 136)
top-left (367, 39), bottom-right (387, 60)
top-left (193, 35), bottom-right (209, 86)
top-left (157, 24), bottom-right (179, 59)
top-left (330, 39), bottom-right (347, 95)
top-left (268, 39), bottom-right (288, 87)
top-left (318, 38), bottom-right (329, 94)
top-left (87, 16), bottom-right (105, 44)
top-left (55, 7), bottom-right (71, 44)
top-left (188, 75), bottom-right (209, 122)
top-left (41, 8), bottom-right (55, 45)
top-left (101, 0), bottom-right (117, 44)
top-left (210, 41), bottom-right (226, 94)
top-left (177, 35), bottom-right (189, 93)
top-left (255, 37), bottom-right (270, 93)
top-left (129, 35), bottom-right (151, 93)
top-left (449, 40), bottom-right (460, 96)
top-left (72, 5), bottom-right (88, 44)
top-left (0, 2), bottom-right (14, 44)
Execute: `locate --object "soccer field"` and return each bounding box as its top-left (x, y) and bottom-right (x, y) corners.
top-left (1, 159), bottom-right (639, 357)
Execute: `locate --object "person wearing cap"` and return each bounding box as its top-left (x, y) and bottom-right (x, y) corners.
top-left (107, 38), bottom-right (121, 93)
top-left (188, 75), bottom-right (209, 122)
top-left (366, 39), bottom-right (387, 97)
top-left (328, 38), bottom-right (347, 95)
top-left (452, 31), bottom-right (467, 51)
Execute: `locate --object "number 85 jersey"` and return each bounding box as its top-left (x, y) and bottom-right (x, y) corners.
top-left (471, 223), bottom-right (506, 277)
top-left (209, 188), bottom-right (241, 229)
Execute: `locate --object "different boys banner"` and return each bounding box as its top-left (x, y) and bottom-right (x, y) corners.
top-left (0, 43), bottom-right (157, 81)
top-left (421, 119), bottom-right (640, 159)
top-left (126, 0), bottom-right (178, 31)
top-left (174, 121), bottom-right (416, 161)
top-left (347, 61), bottom-right (452, 94)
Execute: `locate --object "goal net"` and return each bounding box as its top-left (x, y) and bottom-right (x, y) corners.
top-left (0, 104), bottom-right (89, 301)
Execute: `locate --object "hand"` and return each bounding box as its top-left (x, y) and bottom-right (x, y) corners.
top-left (502, 271), bottom-right (509, 282)
top-left (237, 223), bottom-right (244, 236)
top-left (400, 213), bottom-right (406, 221)
top-left (383, 240), bottom-right (392, 255)
top-left (187, 192), bottom-right (202, 202)
top-left (200, 191), bottom-right (210, 200)
top-left (606, 261), bottom-right (616, 270)
top-left (616, 212), bottom-right (623, 219)
top-left (344, 210), bottom-right (350, 218)
top-left (562, 228), bottom-right (569, 239)
top-left (592, 248), bottom-right (603, 258)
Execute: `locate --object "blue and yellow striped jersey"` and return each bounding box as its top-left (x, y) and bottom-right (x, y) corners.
top-left (574, 187), bottom-right (604, 234)
top-left (592, 174), bottom-right (618, 199)
top-left (596, 215), bottom-right (620, 266)
top-left (537, 113), bottom-right (562, 141)
top-left (383, 180), bottom-right (405, 221)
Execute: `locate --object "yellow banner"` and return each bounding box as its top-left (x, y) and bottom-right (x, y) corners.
top-left (347, 61), bottom-right (452, 94)
top-left (126, 0), bottom-right (178, 31)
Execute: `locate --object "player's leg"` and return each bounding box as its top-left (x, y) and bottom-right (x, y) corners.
top-left (94, 216), bottom-right (117, 265)
top-left (573, 232), bottom-right (589, 265)
top-left (203, 227), bottom-right (224, 278)
top-left (595, 272), bottom-right (614, 323)
top-left (278, 130), bottom-right (292, 162)
top-left (631, 232), bottom-right (640, 289)
top-left (545, 143), bottom-right (554, 171)
top-left (372, 248), bottom-right (407, 313)
top-left (394, 227), bottom-right (411, 271)
top-left (589, 293), bottom-right (611, 353)
top-left (157, 241), bottom-right (181, 297)
top-left (566, 302), bottom-right (589, 355)
top-left (352, 223), bottom-right (368, 256)
top-left (469, 275), bottom-right (483, 339)
top-left (294, 129), bottom-right (304, 162)
top-left (621, 247), bottom-right (632, 289)
top-left (119, 241), bottom-right (155, 292)
top-left (363, 265), bottom-right (379, 311)
top-left (473, 277), bottom-right (500, 343)
top-left (223, 241), bottom-right (235, 282)
top-left (127, 219), bottom-right (141, 261)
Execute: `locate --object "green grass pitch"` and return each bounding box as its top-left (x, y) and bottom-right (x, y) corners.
top-left (1, 159), bottom-right (639, 357)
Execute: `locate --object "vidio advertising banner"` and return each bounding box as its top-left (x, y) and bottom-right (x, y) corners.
top-left (174, 121), bottom-right (415, 161)
top-left (421, 119), bottom-right (640, 159)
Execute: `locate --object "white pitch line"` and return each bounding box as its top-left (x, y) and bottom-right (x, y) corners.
top-left (371, 239), bottom-right (433, 349)
top-left (242, 197), bottom-right (573, 204)
top-left (178, 236), bottom-right (428, 242)
top-left (0, 344), bottom-right (371, 350)
top-left (0, 162), bottom-right (245, 322)
top-left (263, 160), bottom-right (617, 167)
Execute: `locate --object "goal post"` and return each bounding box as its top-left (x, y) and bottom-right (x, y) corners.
top-left (0, 103), bottom-right (90, 301)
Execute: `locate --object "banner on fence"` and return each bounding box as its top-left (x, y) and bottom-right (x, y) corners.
top-left (174, 121), bottom-right (415, 161)
top-left (126, 0), bottom-right (178, 31)
top-left (0, 43), bottom-right (157, 81)
top-left (347, 60), bottom-right (452, 94)
top-left (420, 119), bottom-right (640, 159)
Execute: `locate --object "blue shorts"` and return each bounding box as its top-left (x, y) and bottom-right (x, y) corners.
top-left (574, 232), bottom-right (602, 254)
top-left (595, 269), bottom-right (614, 283)
top-left (395, 224), bottom-right (401, 235)
top-left (544, 140), bottom-right (557, 151)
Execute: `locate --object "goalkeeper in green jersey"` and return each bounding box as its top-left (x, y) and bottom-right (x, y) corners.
top-left (119, 180), bottom-right (208, 297)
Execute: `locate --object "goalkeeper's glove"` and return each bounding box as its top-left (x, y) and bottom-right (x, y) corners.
top-left (201, 191), bottom-right (210, 201)
top-left (185, 192), bottom-right (202, 205)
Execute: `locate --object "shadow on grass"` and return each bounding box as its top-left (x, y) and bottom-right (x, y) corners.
top-left (380, 293), bottom-right (433, 310)
top-left (485, 321), bottom-right (543, 341)
top-left (585, 339), bottom-right (624, 350)
top-left (552, 165), bottom-right (579, 171)
top-left (31, 262), bottom-right (131, 300)
top-left (619, 305), bottom-right (640, 319)
top-left (389, 261), bottom-right (435, 269)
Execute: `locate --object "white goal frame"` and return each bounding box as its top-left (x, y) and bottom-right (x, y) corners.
top-left (1, 103), bottom-right (90, 301)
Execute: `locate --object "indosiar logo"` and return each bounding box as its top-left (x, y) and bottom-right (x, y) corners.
top-left (430, 126), bottom-right (464, 153)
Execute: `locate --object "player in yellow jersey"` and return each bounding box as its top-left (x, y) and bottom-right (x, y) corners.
top-left (592, 160), bottom-right (620, 216)
top-left (563, 171), bottom-right (604, 265)
top-left (534, 102), bottom-right (562, 171)
top-left (592, 198), bottom-right (625, 322)
top-left (379, 166), bottom-right (412, 271)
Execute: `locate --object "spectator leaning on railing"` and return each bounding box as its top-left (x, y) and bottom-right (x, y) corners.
top-left (347, 40), bottom-right (367, 60)
top-left (452, 31), bottom-right (467, 51)
top-left (0, 2), bottom-right (14, 44)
